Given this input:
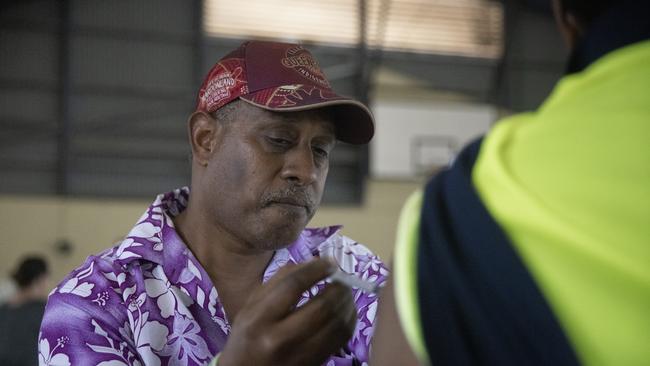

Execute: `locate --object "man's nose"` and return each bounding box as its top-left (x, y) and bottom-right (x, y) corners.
top-left (280, 146), bottom-right (318, 185)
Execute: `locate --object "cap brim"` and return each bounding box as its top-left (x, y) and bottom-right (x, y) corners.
top-left (239, 86), bottom-right (375, 145)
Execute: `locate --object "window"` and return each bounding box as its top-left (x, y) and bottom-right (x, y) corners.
top-left (204, 0), bottom-right (503, 59)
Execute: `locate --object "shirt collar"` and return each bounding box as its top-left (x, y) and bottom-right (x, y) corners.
top-left (112, 187), bottom-right (342, 284)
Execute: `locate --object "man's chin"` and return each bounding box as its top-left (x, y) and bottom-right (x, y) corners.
top-left (249, 206), bottom-right (313, 250)
top-left (259, 221), bottom-right (307, 250)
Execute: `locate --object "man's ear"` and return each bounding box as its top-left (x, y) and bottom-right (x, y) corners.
top-left (187, 111), bottom-right (222, 166)
top-left (552, 0), bottom-right (585, 50)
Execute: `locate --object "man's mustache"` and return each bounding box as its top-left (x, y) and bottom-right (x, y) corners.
top-left (261, 186), bottom-right (316, 215)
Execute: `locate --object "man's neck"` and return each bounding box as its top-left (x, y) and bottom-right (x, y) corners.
top-left (172, 201), bottom-right (275, 323)
top-left (8, 288), bottom-right (45, 307)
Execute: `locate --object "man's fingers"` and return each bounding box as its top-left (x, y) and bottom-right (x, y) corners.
top-left (224, 263), bottom-right (358, 366)
top-left (250, 258), bottom-right (337, 319)
top-left (258, 284), bottom-right (358, 366)
top-left (286, 298), bottom-right (358, 366)
top-left (273, 282), bottom-right (357, 348)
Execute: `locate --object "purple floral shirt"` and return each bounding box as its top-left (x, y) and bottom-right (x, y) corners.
top-left (38, 188), bottom-right (388, 366)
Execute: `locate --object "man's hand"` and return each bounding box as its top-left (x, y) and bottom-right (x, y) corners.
top-left (217, 259), bottom-right (358, 366)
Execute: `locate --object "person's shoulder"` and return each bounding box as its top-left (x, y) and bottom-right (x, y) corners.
top-left (41, 242), bottom-right (145, 341)
top-left (47, 240), bottom-right (141, 308)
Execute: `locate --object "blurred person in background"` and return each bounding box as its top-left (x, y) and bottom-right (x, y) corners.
top-left (0, 256), bottom-right (50, 366)
top-left (0, 276), bottom-right (17, 305)
top-left (39, 41), bottom-right (387, 366)
top-left (372, 0), bottom-right (649, 365)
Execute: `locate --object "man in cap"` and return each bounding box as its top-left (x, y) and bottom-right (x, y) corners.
top-left (39, 41), bottom-right (387, 366)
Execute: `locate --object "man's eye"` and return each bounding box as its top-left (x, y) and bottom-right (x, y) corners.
top-left (268, 137), bottom-right (291, 147)
top-left (313, 146), bottom-right (329, 158)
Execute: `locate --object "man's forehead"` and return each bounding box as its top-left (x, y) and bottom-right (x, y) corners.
top-left (248, 104), bottom-right (336, 135)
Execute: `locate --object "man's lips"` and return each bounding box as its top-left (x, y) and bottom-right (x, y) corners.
top-left (269, 200), bottom-right (307, 208)
top-left (266, 199), bottom-right (312, 214)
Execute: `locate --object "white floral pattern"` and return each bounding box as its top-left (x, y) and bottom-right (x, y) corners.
top-left (85, 320), bottom-right (142, 366)
top-left (159, 314), bottom-right (210, 364)
top-left (144, 266), bottom-right (194, 319)
top-left (58, 262), bottom-right (95, 297)
top-left (38, 336), bottom-right (71, 366)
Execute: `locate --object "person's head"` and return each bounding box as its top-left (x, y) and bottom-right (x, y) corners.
top-left (187, 41), bottom-right (374, 251)
top-left (552, 0), bottom-right (616, 49)
top-left (12, 256), bottom-right (49, 296)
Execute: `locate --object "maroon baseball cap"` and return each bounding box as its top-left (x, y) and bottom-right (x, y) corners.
top-left (195, 41), bottom-right (374, 144)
